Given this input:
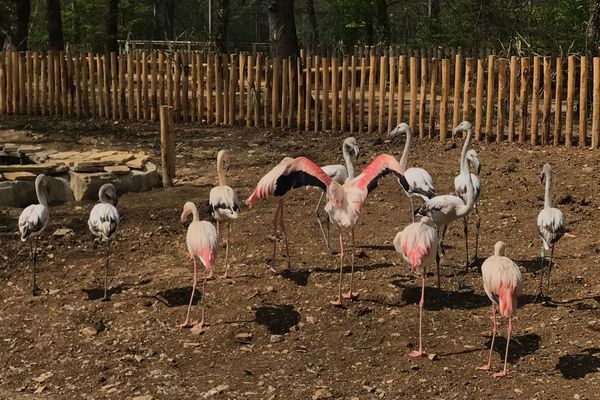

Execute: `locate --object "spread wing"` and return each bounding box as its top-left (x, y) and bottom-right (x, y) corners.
top-left (350, 154), bottom-right (409, 195)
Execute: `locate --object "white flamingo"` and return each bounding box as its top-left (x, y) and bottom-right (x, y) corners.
top-left (317, 137), bottom-right (359, 252)
top-left (88, 183), bottom-right (120, 301)
top-left (536, 163), bottom-right (566, 302)
top-left (416, 121), bottom-right (476, 286)
top-left (18, 174), bottom-right (50, 296)
top-left (209, 150), bottom-right (240, 278)
top-left (389, 123), bottom-right (436, 221)
top-left (454, 148), bottom-right (482, 261)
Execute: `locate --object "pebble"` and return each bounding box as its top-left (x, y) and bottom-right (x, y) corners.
top-left (190, 325), bottom-right (205, 335)
top-left (132, 396), bottom-right (153, 400)
top-left (80, 326), bottom-right (97, 337)
top-left (235, 332), bottom-right (253, 343)
top-left (427, 353), bottom-right (439, 361)
top-left (312, 388), bottom-right (333, 399)
top-left (53, 228), bottom-right (74, 237)
top-left (270, 334), bottom-right (284, 343)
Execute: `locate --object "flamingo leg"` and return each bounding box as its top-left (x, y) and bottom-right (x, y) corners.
top-left (410, 267), bottom-right (427, 357)
top-left (29, 238), bottom-right (38, 296)
top-left (216, 220), bottom-right (220, 238)
top-left (221, 222), bottom-right (231, 279)
top-left (342, 227), bottom-right (359, 299)
top-left (330, 233), bottom-right (344, 306)
top-left (269, 200), bottom-right (282, 272)
top-left (535, 249), bottom-right (546, 302)
top-left (494, 316), bottom-right (512, 378)
top-left (178, 258), bottom-right (198, 328)
top-left (463, 216), bottom-right (470, 271)
top-left (410, 197), bottom-right (415, 223)
top-left (546, 246), bottom-right (555, 299)
top-left (474, 207), bottom-right (481, 262)
top-left (478, 303), bottom-right (497, 371)
top-left (278, 200), bottom-right (293, 271)
top-left (315, 192), bottom-right (335, 253)
top-left (435, 249), bottom-right (441, 289)
top-left (199, 270), bottom-right (207, 328)
top-left (102, 240), bottom-right (110, 301)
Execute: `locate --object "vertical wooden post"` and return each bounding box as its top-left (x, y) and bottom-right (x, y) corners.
top-left (26, 51), bottom-right (32, 115)
top-left (272, 57), bottom-right (280, 129)
top-left (341, 55), bottom-right (349, 132)
top-left (496, 58), bottom-right (506, 142)
top-left (281, 57), bottom-right (289, 129)
top-left (332, 55), bottom-right (339, 131)
top-left (214, 54), bottom-right (222, 124)
top-left (553, 57), bottom-right (563, 146)
top-left (358, 56), bottom-right (366, 133)
top-left (65, 51), bottom-right (73, 116)
top-left (321, 56), bottom-right (329, 131)
top-left (173, 52), bottom-right (181, 121)
top-left (428, 58), bottom-right (438, 138)
top-left (349, 55), bottom-right (357, 133)
top-left (378, 55), bottom-right (387, 134)
top-left (565, 55), bottom-right (575, 147)
top-left (409, 57), bottom-right (418, 133)
top-left (440, 59), bottom-right (450, 141)
top-left (6, 52), bottom-right (13, 114)
top-left (518, 57), bottom-right (529, 144)
top-left (531, 57), bottom-right (541, 145)
top-left (230, 54), bottom-right (237, 126)
top-left (96, 54), bottom-right (104, 118)
top-left (485, 55), bottom-right (495, 141)
top-left (462, 57), bottom-right (473, 124)
top-left (579, 56), bottom-right (588, 147)
top-left (111, 52), bottom-right (118, 119)
top-left (103, 54), bottom-right (111, 119)
top-left (0, 52), bottom-right (5, 115)
top-left (305, 56), bottom-right (311, 130)
top-left (507, 56), bottom-right (517, 143)
top-left (74, 53), bottom-right (81, 117)
top-left (222, 55), bottom-right (229, 125)
top-left (287, 57), bottom-right (295, 128)
top-left (127, 52), bottom-right (134, 119)
top-left (542, 57), bottom-right (551, 145)
top-left (246, 55), bottom-right (255, 127)
top-left (166, 54), bottom-right (173, 110)
top-left (296, 57), bottom-right (303, 129)
top-left (46, 52), bottom-right (53, 115)
top-left (33, 53), bottom-right (40, 115)
top-left (87, 52), bottom-right (95, 116)
top-left (418, 57), bottom-right (427, 138)
top-left (183, 53), bottom-right (191, 123)
top-left (81, 53), bottom-right (88, 116)
top-left (368, 51), bottom-right (376, 133)
top-left (396, 55), bottom-right (405, 125)
top-left (133, 52), bottom-right (141, 119)
top-left (206, 53), bottom-right (214, 124)
top-left (256, 54), bottom-right (263, 127)
top-left (150, 51), bottom-right (157, 121)
top-left (474, 58), bottom-right (484, 140)
top-left (190, 53), bottom-right (197, 123)
top-left (19, 52), bottom-right (26, 114)
top-left (592, 57), bottom-right (600, 149)
top-left (197, 53), bottom-right (204, 122)
top-left (158, 51), bottom-right (165, 109)
top-left (117, 53), bottom-right (124, 119)
top-left (238, 53), bottom-right (246, 122)
top-left (9, 52), bottom-right (16, 114)
top-left (452, 53), bottom-right (462, 128)
top-left (160, 105), bottom-right (175, 187)
top-left (264, 57), bottom-right (271, 128)
top-left (387, 55), bottom-right (396, 134)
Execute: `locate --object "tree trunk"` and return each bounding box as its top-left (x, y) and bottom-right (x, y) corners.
top-left (153, 0), bottom-right (175, 40)
top-left (587, 0), bottom-right (600, 54)
top-left (9, 0), bottom-right (31, 51)
top-left (374, 0), bottom-right (390, 45)
top-left (106, 0), bottom-right (118, 52)
top-left (215, 0), bottom-right (230, 52)
top-left (46, 0), bottom-right (64, 51)
top-left (266, 0), bottom-right (299, 58)
top-left (306, 0), bottom-right (318, 46)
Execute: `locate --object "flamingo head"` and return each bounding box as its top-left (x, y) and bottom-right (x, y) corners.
top-left (389, 123), bottom-right (409, 142)
top-left (466, 149), bottom-right (481, 175)
top-left (540, 163), bottom-right (552, 183)
top-left (452, 121), bottom-right (473, 138)
top-left (343, 137), bottom-right (360, 158)
top-left (494, 241), bottom-right (506, 257)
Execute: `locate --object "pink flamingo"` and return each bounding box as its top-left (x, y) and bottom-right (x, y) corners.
top-left (246, 154), bottom-right (409, 305)
top-left (179, 201), bottom-right (218, 329)
top-left (393, 216), bottom-right (439, 357)
top-left (478, 241), bottom-right (523, 378)
top-left (209, 150), bottom-right (240, 278)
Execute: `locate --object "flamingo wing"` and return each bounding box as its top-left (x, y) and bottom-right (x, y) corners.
top-left (88, 203), bottom-right (120, 241)
top-left (210, 185), bottom-right (241, 219)
top-left (322, 164), bottom-right (348, 184)
top-left (18, 204), bottom-right (49, 241)
top-left (481, 256), bottom-right (523, 316)
top-left (536, 208), bottom-right (566, 250)
top-left (405, 167), bottom-right (436, 200)
top-left (187, 221), bottom-right (219, 270)
top-left (350, 154), bottom-right (409, 195)
top-left (246, 157), bottom-right (331, 207)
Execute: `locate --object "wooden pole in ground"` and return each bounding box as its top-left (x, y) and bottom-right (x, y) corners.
top-left (518, 57), bottom-right (529, 144)
top-left (33, 53), bottom-right (40, 115)
top-left (341, 55), bottom-right (349, 132)
top-left (81, 53), bottom-right (88, 116)
top-left (190, 53), bottom-right (197, 123)
top-left (358, 56), bottom-right (366, 133)
top-left (88, 52), bottom-right (96, 116)
top-left (197, 53), bottom-right (204, 122)
top-left (507, 56), bottom-right (517, 143)
top-left (542, 57), bottom-right (551, 145)
top-left (387, 55), bottom-right (396, 134)
top-left (296, 57), bottom-right (303, 129)
top-left (55, 51), bottom-right (62, 115)
top-left (428, 58), bottom-right (438, 138)
top-left (475, 58), bottom-right (484, 140)
top-left (150, 51), bottom-right (157, 121)
top-left (158, 51), bottom-right (165, 109)
top-left (579, 56), bottom-right (588, 148)
top-left (173, 52), bottom-right (181, 121)
top-left (0, 52), bottom-right (5, 115)
top-left (19, 52), bottom-right (26, 114)
top-left (440, 58), bottom-right (450, 141)
top-left (452, 53), bottom-right (462, 128)
top-left (246, 55), bottom-right (255, 127)
top-left (396, 55), bottom-right (405, 125)
top-left (41, 54), bottom-right (47, 115)
top-left (166, 54), bottom-right (173, 110)
top-left (160, 105), bottom-right (175, 188)
top-left (127, 52), bottom-right (134, 119)
top-left (462, 57), bottom-right (473, 124)
top-left (553, 57), bottom-right (563, 146)
top-left (378, 55), bottom-right (387, 134)
top-left (281, 57), bottom-right (289, 129)
top-left (349, 55), bottom-right (357, 133)
top-left (206, 53), bottom-right (214, 124)
top-left (368, 51), bottom-right (376, 133)
top-left (418, 57), bottom-right (427, 137)
top-left (238, 53), bottom-right (245, 122)
top-left (409, 56), bottom-right (418, 133)
top-left (485, 55), bottom-right (495, 141)
top-left (531, 57), bottom-right (540, 145)
top-left (304, 56), bottom-right (311, 130)
top-left (74, 53), bottom-right (81, 117)
top-left (496, 58), bottom-right (506, 142)
top-left (565, 55), bottom-right (575, 147)
top-left (214, 54), bottom-right (222, 124)
top-left (332, 55), bottom-right (339, 131)
top-left (230, 54), bottom-right (237, 126)
top-left (102, 54), bottom-right (110, 119)
top-left (256, 54), bottom-right (263, 127)
top-left (592, 57), bottom-right (600, 149)
top-left (96, 54), bottom-right (104, 118)
top-left (111, 52), bottom-right (118, 119)
top-left (288, 57), bottom-right (296, 128)
top-left (321, 56), bottom-right (329, 131)
top-left (26, 51), bottom-right (32, 115)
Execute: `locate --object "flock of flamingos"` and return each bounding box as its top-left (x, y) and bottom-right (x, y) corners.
top-left (16, 121), bottom-right (566, 379)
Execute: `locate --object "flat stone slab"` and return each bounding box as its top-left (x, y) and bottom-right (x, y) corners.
top-left (18, 145), bottom-right (45, 154)
top-left (3, 171), bottom-right (37, 181)
top-left (0, 162), bottom-right (65, 174)
top-left (104, 165), bottom-right (131, 175)
top-left (72, 161), bottom-right (115, 172)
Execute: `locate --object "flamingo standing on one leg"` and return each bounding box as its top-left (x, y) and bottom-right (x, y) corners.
top-left (393, 216), bottom-right (439, 357)
top-left (536, 163), bottom-right (566, 303)
top-left (88, 183), bottom-right (120, 301)
top-left (389, 123), bottom-right (436, 221)
top-left (179, 201), bottom-right (218, 329)
top-left (317, 137), bottom-right (359, 252)
top-left (478, 241), bottom-right (523, 378)
top-left (18, 174), bottom-right (50, 296)
top-left (246, 154), bottom-right (410, 305)
top-left (454, 148), bottom-right (482, 263)
top-left (209, 150), bottom-right (240, 279)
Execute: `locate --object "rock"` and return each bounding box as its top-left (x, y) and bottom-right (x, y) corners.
top-left (182, 342), bottom-right (201, 348)
top-left (80, 326), bottom-right (97, 337)
top-left (30, 150), bottom-right (58, 163)
top-left (104, 165), bottom-right (131, 175)
top-left (427, 353), bottom-right (439, 361)
top-left (126, 154), bottom-right (150, 169)
top-left (73, 161), bottom-right (115, 172)
top-left (190, 324), bottom-right (205, 335)
top-left (32, 372), bottom-right (53, 383)
top-left (0, 162), bottom-right (62, 174)
top-left (2, 171), bottom-right (36, 181)
top-left (49, 151), bottom-right (79, 160)
top-left (101, 153), bottom-right (135, 164)
top-left (53, 228), bottom-right (74, 237)
top-left (312, 388), bottom-right (332, 399)
top-left (306, 316), bottom-right (317, 324)
top-left (18, 145), bottom-right (45, 154)
top-left (270, 334), bottom-right (284, 343)
top-left (132, 396), bottom-right (153, 400)
top-left (235, 332), bottom-right (253, 343)
top-left (203, 384), bottom-right (229, 398)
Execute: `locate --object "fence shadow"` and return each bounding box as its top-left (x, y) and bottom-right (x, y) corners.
top-left (155, 286), bottom-right (202, 307)
top-left (255, 304), bottom-right (300, 335)
top-left (556, 348), bottom-right (600, 379)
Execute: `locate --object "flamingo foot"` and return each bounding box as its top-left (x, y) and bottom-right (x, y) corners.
top-left (477, 364), bottom-right (491, 371)
top-left (341, 290), bottom-right (360, 300)
top-left (220, 272), bottom-right (229, 279)
top-left (409, 350), bottom-right (426, 358)
top-left (330, 298), bottom-right (343, 306)
top-left (206, 271), bottom-right (214, 280)
top-left (493, 371), bottom-right (508, 378)
top-left (177, 320), bottom-right (192, 329)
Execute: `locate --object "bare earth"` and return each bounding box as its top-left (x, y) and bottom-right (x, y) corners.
top-left (0, 116), bottom-right (599, 400)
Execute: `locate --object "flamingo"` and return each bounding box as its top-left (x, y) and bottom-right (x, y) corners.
top-left (88, 183), bottom-right (120, 301)
top-left (478, 241), bottom-right (523, 378)
top-left (317, 137), bottom-right (359, 252)
top-left (454, 148), bottom-right (482, 262)
top-left (246, 154), bottom-right (410, 305)
top-left (389, 123), bottom-right (436, 221)
top-left (393, 216), bottom-right (439, 357)
top-left (416, 121), bottom-right (476, 284)
top-left (18, 174), bottom-right (50, 296)
top-left (209, 149), bottom-right (240, 278)
top-left (179, 201), bottom-right (218, 329)
top-left (536, 163), bottom-right (566, 302)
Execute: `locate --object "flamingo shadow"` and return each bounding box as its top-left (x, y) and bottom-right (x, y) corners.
top-left (514, 258), bottom-right (543, 274)
top-left (556, 348), bottom-right (600, 379)
top-left (483, 333), bottom-right (541, 364)
top-left (82, 284), bottom-right (129, 301)
top-left (279, 269), bottom-right (310, 286)
top-left (255, 304), bottom-right (300, 335)
top-left (155, 286), bottom-right (202, 307)
top-left (356, 244), bottom-right (395, 251)
top-left (400, 285), bottom-right (490, 310)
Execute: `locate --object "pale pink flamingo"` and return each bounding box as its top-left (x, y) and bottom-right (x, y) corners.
top-left (454, 149), bottom-right (482, 261)
top-left (478, 241), bottom-right (523, 378)
top-left (246, 154), bottom-right (410, 305)
top-left (209, 150), bottom-right (240, 278)
top-left (393, 216), bottom-right (439, 357)
top-left (18, 174), bottom-right (50, 296)
top-left (88, 183), bottom-right (120, 301)
top-left (179, 201), bottom-right (218, 329)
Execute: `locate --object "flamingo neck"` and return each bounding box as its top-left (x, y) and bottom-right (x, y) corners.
top-left (544, 171), bottom-right (553, 209)
top-left (190, 205), bottom-right (200, 222)
top-left (217, 151), bottom-right (227, 186)
top-left (99, 186), bottom-right (111, 204)
top-left (342, 144), bottom-right (356, 180)
top-left (35, 177), bottom-right (48, 207)
top-left (457, 128), bottom-right (475, 216)
top-left (399, 127), bottom-right (411, 171)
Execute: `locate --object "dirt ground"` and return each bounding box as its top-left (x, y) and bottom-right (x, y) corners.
top-left (0, 116), bottom-right (599, 400)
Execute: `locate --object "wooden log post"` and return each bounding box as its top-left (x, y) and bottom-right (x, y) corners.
top-left (332, 55), bottom-right (339, 132)
top-left (0, 52), bottom-right (5, 115)
top-left (409, 57), bottom-right (418, 133)
top-left (553, 57), bottom-right (563, 146)
top-left (518, 57), bottom-right (529, 144)
top-left (197, 53), bottom-right (204, 122)
top-left (349, 55), bottom-right (357, 133)
top-left (341, 55), bottom-right (349, 132)
top-left (158, 51), bottom-right (165, 109)
top-left (485, 55), bottom-right (495, 141)
top-left (41, 55), bottom-right (47, 115)
top-left (592, 57), bottom-right (600, 149)
top-left (531, 57), bottom-right (541, 145)
top-left (368, 52), bottom-right (376, 133)
top-left (111, 52), bottom-right (118, 119)
top-left (74, 53), bottom-right (81, 117)
top-left (127, 52), bottom-right (134, 119)
top-left (378, 55), bottom-right (387, 135)
top-left (214, 54), bottom-right (222, 124)
top-left (507, 56), bottom-right (517, 143)
top-left (579, 56), bottom-right (588, 148)
top-left (159, 105), bottom-right (175, 188)
top-left (312, 56), bottom-right (319, 131)
top-left (452, 53), bottom-right (462, 128)
top-left (288, 57), bottom-right (295, 128)
top-left (26, 51), bottom-right (32, 115)
top-left (387, 55), bottom-right (396, 134)
top-left (440, 58), bottom-right (450, 141)
top-left (496, 58), bottom-right (506, 143)
top-left (565, 55), bottom-right (575, 147)
top-left (462, 57), bottom-right (473, 125)
top-left (396, 55), bottom-right (405, 125)
top-left (304, 56), bottom-right (311, 131)
top-left (246, 55), bottom-right (255, 127)
top-left (418, 57), bottom-right (427, 138)
top-left (255, 54), bottom-right (263, 127)
top-left (19, 52), bottom-right (26, 114)
top-left (358, 56), bottom-right (366, 133)
top-left (33, 53), bottom-right (40, 115)
top-left (150, 51), bottom-right (158, 121)
top-left (281, 57), bottom-right (289, 129)
top-left (296, 57), bottom-right (303, 129)
top-left (474, 58), bottom-right (484, 140)
top-left (96, 54), bottom-right (104, 118)
top-left (428, 58), bottom-right (438, 138)
top-left (102, 54), bottom-right (110, 119)
top-left (173, 52), bottom-right (181, 121)
top-left (230, 54), bottom-right (237, 126)
top-left (206, 53), bottom-right (214, 124)
top-left (542, 57), bottom-right (551, 145)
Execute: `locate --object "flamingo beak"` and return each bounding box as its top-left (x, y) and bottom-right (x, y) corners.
top-left (354, 145), bottom-right (360, 158)
top-left (475, 159), bottom-right (481, 175)
top-left (539, 172), bottom-right (544, 183)
top-left (389, 126), bottom-right (399, 141)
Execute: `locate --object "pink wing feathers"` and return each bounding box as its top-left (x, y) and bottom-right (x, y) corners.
top-left (350, 154), bottom-right (410, 195)
top-left (393, 218), bottom-right (439, 272)
top-left (246, 156), bottom-right (332, 207)
top-left (481, 257), bottom-right (523, 317)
